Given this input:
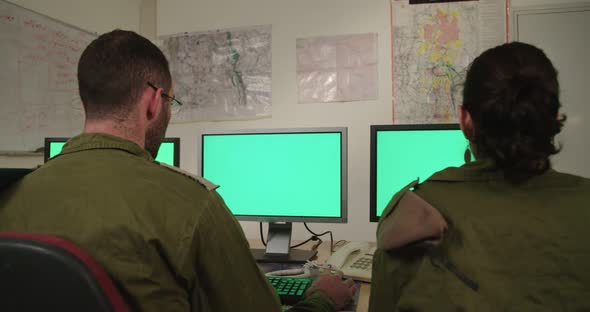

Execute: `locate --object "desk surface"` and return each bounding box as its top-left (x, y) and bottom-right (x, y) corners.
top-left (249, 240), bottom-right (371, 312)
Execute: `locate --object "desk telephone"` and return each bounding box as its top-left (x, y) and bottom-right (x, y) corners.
top-left (265, 241), bottom-right (375, 282)
top-left (326, 241), bottom-right (375, 282)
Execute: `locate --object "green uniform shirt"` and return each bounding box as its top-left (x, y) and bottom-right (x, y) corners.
top-left (370, 159), bottom-right (590, 312)
top-left (0, 133), bottom-right (334, 312)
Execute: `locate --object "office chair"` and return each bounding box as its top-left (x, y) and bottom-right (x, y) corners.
top-left (0, 168), bottom-right (33, 189)
top-left (0, 232), bottom-right (129, 312)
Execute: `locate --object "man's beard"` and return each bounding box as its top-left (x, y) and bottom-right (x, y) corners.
top-left (145, 106), bottom-right (170, 158)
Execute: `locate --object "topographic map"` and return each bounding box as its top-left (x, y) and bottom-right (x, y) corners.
top-left (160, 25), bottom-right (271, 122)
top-left (392, 1), bottom-right (479, 123)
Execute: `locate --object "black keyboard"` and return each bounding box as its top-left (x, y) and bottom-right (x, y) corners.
top-left (267, 276), bottom-right (313, 305)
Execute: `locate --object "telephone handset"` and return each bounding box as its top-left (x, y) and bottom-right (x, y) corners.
top-left (326, 241), bottom-right (375, 282)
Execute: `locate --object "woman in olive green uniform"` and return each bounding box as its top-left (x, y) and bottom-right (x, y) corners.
top-left (370, 42), bottom-right (590, 311)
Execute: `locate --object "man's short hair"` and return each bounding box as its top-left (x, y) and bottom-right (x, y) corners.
top-left (78, 29), bottom-right (172, 119)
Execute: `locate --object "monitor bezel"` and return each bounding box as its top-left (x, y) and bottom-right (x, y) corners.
top-left (199, 127), bottom-right (348, 224)
top-left (369, 124), bottom-right (462, 222)
top-left (44, 137), bottom-right (181, 167)
top-left (44, 137), bottom-right (70, 163)
top-left (161, 137), bottom-right (181, 168)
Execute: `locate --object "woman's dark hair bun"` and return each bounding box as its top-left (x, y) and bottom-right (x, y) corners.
top-left (463, 42), bottom-right (565, 183)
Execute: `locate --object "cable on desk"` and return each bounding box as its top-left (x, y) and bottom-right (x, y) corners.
top-left (259, 222), bottom-right (267, 247)
top-left (259, 222), bottom-right (322, 249)
top-left (333, 240), bottom-right (348, 250)
top-left (290, 236), bottom-right (319, 248)
top-left (303, 223), bottom-right (334, 252)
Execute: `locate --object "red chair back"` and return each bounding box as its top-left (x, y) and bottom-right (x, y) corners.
top-left (0, 232), bottom-right (129, 312)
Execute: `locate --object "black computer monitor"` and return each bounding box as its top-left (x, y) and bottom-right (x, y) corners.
top-left (0, 168), bottom-right (34, 189)
top-left (199, 127), bottom-right (348, 263)
top-left (44, 137), bottom-right (181, 167)
top-left (370, 124), bottom-right (469, 222)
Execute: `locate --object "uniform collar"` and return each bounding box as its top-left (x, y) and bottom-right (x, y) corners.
top-left (428, 158), bottom-right (502, 182)
top-left (428, 158), bottom-right (568, 187)
top-left (58, 133), bottom-right (154, 162)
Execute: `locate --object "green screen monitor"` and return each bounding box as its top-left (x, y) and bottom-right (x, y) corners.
top-left (44, 137), bottom-right (180, 167)
top-left (370, 124), bottom-right (468, 222)
top-left (200, 128), bottom-right (348, 262)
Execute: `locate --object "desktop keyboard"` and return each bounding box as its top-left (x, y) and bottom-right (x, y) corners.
top-left (267, 276), bottom-right (313, 305)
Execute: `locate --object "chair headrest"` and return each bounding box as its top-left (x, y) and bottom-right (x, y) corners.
top-left (0, 168), bottom-right (34, 190)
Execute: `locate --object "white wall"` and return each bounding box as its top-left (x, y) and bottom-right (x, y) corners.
top-left (140, 0), bottom-right (157, 39)
top-left (9, 0), bottom-right (142, 34)
top-left (3, 0), bottom-right (587, 241)
top-left (158, 0), bottom-right (390, 241)
top-left (512, 4), bottom-right (590, 178)
top-left (0, 155), bottom-right (42, 168)
top-left (158, 0), bottom-right (590, 242)
top-left (512, 0), bottom-right (590, 6)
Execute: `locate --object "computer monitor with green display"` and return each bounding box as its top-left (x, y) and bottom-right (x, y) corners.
top-left (44, 137), bottom-right (180, 167)
top-left (199, 127), bottom-right (348, 263)
top-left (370, 124), bottom-right (469, 222)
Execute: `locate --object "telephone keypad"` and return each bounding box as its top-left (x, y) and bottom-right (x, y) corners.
top-left (350, 256), bottom-right (372, 270)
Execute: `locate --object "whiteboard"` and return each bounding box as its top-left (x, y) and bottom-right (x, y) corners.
top-left (0, 0), bottom-right (96, 152)
top-left (512, 3), bottom-right (590, 178)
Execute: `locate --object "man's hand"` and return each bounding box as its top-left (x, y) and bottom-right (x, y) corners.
top-left (306, 275), bottom-right (357, 310)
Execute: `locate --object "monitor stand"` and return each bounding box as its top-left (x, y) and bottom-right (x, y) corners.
top-left (251, 222), bottom-right (318, 263)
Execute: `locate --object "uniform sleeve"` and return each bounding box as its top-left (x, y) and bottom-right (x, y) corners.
top-left (369, 248), bottom-right (423, 311)
top-left (369, 179), bottom-right (423, 311)
top-left (184, 189), bottom-right (338, 312)
top-left (185, 190), bottom-right (283, 311)
top-left (286, 292), bottom-right (335, 312)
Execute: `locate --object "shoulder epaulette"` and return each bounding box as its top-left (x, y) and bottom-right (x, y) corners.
top-left (382, 179), bottom-right (420, 216)
top-left (378, 191), bottom-right (447, 251)
top-left (380, 178), bottom-right (419, 220)
top-left (158, 163), bottom-right (219, 191)
top-left (404, 178), bottom-right (420, 190)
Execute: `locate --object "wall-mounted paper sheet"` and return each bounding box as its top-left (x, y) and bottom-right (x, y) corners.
top-left (297, 33), bottom-right (378, 104)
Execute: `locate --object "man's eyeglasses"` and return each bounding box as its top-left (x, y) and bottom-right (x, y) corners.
top-left (147, 82), bottom-right (183, 114)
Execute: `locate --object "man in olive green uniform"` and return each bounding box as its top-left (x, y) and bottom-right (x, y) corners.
top-left (0, 30), bottom-right (354, 312)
